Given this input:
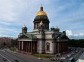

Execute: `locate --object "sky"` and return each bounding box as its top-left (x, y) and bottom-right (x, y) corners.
top-left (0, 0), bottom-right (84, 39)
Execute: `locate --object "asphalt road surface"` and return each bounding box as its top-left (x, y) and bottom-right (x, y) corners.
top-left (0, 48), bottom-right (83, 62)
top-left (0, 49), bottom-right (48, 62)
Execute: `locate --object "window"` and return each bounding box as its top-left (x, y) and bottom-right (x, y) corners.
top-left (35, 24), bottom-right (38, 29)
top-left (46, 42), bottom-right (50, 51)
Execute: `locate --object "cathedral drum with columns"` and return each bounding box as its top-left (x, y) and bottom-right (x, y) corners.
top-left (18, 6), bottom-right (69, 54)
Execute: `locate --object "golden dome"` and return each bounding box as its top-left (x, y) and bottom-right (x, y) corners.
top-left (37, 11), bottom-right (47, 16)
top-left (36, 6), bottom-right (47, 16)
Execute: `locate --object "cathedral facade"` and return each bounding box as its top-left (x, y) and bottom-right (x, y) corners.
top-left (18, 6), bottom-right (69, 54)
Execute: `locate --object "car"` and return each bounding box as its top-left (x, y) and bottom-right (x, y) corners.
top-left (14, 59), bottom-right (19, 62)
top-left (60, 61), bottom-right (63, 62)
top-left (67, 54), bottom-right (71, 57)
top-left (3, 58), bottom-right (7, 61)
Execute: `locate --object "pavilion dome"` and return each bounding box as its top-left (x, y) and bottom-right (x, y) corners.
top-left (33, 5), bottom-right (50, 30)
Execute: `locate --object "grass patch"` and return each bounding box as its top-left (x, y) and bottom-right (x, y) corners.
top-left (33, 54), bottom-right (52, 58)
top-left (10, 47), bottom-right (17, 51)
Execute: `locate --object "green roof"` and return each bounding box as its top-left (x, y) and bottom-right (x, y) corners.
top-left (19, 33), bottom-right (37, 39)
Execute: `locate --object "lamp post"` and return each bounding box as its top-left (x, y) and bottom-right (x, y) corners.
top-left (38, 48), bottom-right (41, 59)
top-left (56, 37), bottom-right (60, 62)
top-left (57, 37), bottom-right (60, 56)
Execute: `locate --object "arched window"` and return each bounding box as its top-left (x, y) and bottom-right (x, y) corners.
top-left (35, 24), bottom-right (38, 29)
top-left (46, 42), bottom-right (50, 51)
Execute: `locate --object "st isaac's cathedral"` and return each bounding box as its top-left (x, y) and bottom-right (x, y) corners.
top-left (18, 6), bottom-right (69, 54)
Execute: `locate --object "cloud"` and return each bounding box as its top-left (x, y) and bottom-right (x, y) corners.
top-left (74, 33), bottom-right (84, 36)
top-left (0, 0), bottom-right (28, 22)
top-left (66, 30), bottom-right (73, 36)
top-left (0, 0), bottom-right (83, 38)
top-left (0, 26), bottom-right (19, 38)
top-left (0, 0), bottom-right (15, 21)
top-left (66, 30), bottom-right (84, 39)
top-left (79, 33), bottom-right (84, 36)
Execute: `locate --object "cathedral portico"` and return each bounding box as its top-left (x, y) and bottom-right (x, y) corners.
top-left (18, 41), bottom-right (37, 54)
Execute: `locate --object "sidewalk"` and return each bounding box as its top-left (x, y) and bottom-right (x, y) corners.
top-left (11, 50), bottom-right (50, 62)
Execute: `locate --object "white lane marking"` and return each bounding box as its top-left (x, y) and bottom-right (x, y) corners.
top-left (0, 53), bottom-right (11, 62)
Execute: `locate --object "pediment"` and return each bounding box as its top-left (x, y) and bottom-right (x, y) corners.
top-left (19, 34), bottom-right (30, 39)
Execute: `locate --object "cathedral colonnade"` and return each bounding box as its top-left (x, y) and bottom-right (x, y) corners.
top-left (54, 41), bottom-right (68, 54)
top-left (18, 41), bottom-right (37, 54)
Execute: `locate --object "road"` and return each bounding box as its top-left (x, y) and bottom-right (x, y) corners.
top-left (0, 48), bottom-right (83, 62)
top-left (49, 48), bottom-right (84, 62)
top-left (0, 49), bottom-right (48, 62)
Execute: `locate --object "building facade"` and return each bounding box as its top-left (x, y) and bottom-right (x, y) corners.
top-left (18, 6), bottom-right (69, 54)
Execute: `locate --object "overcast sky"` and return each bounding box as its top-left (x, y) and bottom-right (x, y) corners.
top-left (0, 0), bottom-right (84, 39)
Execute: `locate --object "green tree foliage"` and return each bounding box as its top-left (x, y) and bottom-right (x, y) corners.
top-left (0, 37), bottom-right (17, 48)
top-left (68, 39), bottom-right (84, 48)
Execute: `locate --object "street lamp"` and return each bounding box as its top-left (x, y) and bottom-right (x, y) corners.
top-left (57, 37), bottom-right (60, 56)
top-left (55, 37), bottom-right (60, 62)
top-left (38, 49), bottom-right (41, 60)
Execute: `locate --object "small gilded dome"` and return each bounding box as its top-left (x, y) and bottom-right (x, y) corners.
top-left (36, 6), bottom-right (47, 16)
